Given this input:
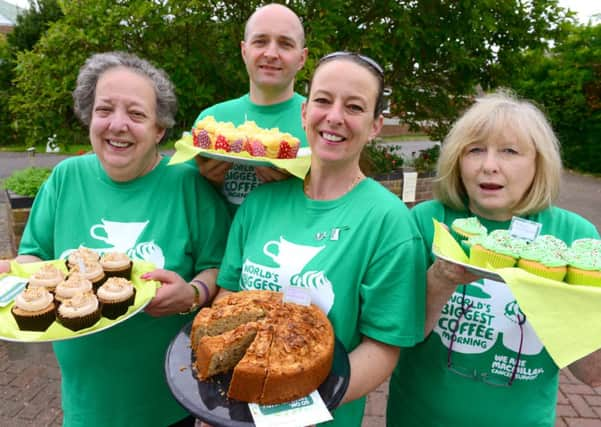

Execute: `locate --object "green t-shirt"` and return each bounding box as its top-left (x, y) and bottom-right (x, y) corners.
top-left (194, 93), bottom-right (308, 210)
top-left (218, 177), bottom-right (427, 427)
top-left (19, 155), bottom-right (231, 427)
top-left (387, 200), bottom-right (600, 427)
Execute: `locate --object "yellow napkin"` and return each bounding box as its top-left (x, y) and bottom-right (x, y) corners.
top-left (433, 219), bottom-right (601, 368)
top-left (0, 259), bottom-right (158, 342)
top-left (433, 219), bottom-right (469, 263)
top-left (168, 134), bottom-right (311, 179)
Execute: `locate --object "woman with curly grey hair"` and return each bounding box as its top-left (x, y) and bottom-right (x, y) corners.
top-left (0, 51), bottom-right (231, 426)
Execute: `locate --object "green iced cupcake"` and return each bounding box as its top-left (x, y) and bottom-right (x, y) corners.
top-left (517, 235), bottom-right (568, 281)
top-left (451, 217), bottom-right (488, 240)
top-left (469, 230), bottom-right (526, 269)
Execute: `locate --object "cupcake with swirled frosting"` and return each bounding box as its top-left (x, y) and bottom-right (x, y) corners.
top-left (54, 272), bottom-right (94, 303)
top-left (564, 240), bottom-right (601, 287)
top-left (451, 217), bottom-right (488, 240)
top-left (57, 291), bottom-right (102, 331)
top-left (68, 260), bottom-right (106, 290)
top-left (469, 230), bottom-right (527, 269)
top-left (100, 251), bottom-right (132, 279)
top-left (517, 235), bottom-right (568, 281)
top-left (11, 287), bottom-right (56, 331)
top-left (27, 264), bottom-right (65, 293)
top-left (66, 247), bottom-right (100, 269)
top-left (97, 277), bottom-right (136, 319)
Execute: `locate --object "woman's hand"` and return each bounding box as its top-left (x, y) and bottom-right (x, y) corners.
top-left (142, 269), bottom-right (196, 316)
top-left (254, 166), bottom-right (290, 183)
top-left (430, 258), bottom-right (480, 287)
top-left (0, 260), bottom-right (10, 274)
top-left (425, 258), bottom-right (481, 335)
top-left (195, 157), bottom-right (232, 186)
top-left (0, 255), bottom-right (44, 274)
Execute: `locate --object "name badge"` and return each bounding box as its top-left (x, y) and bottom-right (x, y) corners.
top-left (282, 286), bottom-right (311, 306)
top-left (509, 216), bottom-right (541, 242)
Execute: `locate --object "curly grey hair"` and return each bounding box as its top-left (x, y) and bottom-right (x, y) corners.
top-left (73, 51), bottom-right (177, 131)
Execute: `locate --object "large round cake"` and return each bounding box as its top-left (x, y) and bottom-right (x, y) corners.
top-left (190, 290), bottom-right (334, 405)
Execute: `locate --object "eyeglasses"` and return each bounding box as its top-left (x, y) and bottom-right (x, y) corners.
top-left (447, 285), bottom-right (526, 387)
top-left (318, 51), bottom-right (384, 78)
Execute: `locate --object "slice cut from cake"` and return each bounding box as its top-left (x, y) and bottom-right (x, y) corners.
top-left (194, 322), bottom-right (259, 380)
top-left (190, 304), bottom-right (266, 350)
top-left (260, 303), bottom-right (334, 404)
top-left (228, 324), bottom-right (275, 403)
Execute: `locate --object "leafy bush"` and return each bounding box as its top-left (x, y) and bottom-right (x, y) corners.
top-left (2, 166), bottom-right (52, 197)
top-left (412, 144), bottom-right (440, 175)
top-left (362, 140), bottom-right (404, 176)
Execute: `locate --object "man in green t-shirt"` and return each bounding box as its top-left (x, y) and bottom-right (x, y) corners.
top-left (193, 3), bottom-right (308, 211)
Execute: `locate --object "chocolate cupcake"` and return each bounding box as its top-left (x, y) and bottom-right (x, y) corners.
top-left (11, 287), bottom-right (56, 331)
top-left (66, 247), bottom-right (100, 269)
top-left (100, 252), bottom-right (133, 279)
top-left (54, 272), bottom-right (94, 303)
top-left (27, 264), bottom-right (65, 293)
top-left (68, 260), bottom-right (107, 290)
top-left (57, 291), bottom-right (102, 331)
top-left (96, 277), bottom-right (136, 319)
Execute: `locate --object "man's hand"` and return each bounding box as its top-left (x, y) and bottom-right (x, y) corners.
top-left (195, 157), bottom-right (232, 186)
top-left (254, 166), bottom-right (291, 183)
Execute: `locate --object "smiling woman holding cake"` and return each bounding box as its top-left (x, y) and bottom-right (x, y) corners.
top-left (214, 52), bottom-right (427, 426)
top-left (388, 90), bottom-right (601, 427)
top-left (0, 52), bottom-right (230, 426)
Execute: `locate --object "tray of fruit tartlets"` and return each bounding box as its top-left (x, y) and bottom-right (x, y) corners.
top-left (169, 117), bottom-right (311, 179)
top-left (0, 249), bottom-right (158, 343)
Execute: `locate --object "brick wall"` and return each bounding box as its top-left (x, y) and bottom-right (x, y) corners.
top-left (376, 175), bottom-right (435, 208)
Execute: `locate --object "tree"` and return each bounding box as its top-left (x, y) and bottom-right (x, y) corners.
top-left (0, 0), bottom-right (63, 146)
top-left (511, 23), bottom-right (601, 173)
top-left (8, 0), bottom-right (572, 148)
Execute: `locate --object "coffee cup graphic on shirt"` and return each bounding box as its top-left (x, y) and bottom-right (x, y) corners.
top-left (90, 219), bottom-right (149, 252)
top-left (263, 237), bottom-right (325, 272)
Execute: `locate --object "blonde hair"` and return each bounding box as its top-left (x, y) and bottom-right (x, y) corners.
top-left (435, 89), bottom-right (562, 215)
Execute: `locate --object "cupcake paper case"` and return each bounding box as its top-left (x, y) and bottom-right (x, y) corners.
top-left (0, 259), bottom-right (158, 342)
top-left (11, 287), bottom-right (56, 331)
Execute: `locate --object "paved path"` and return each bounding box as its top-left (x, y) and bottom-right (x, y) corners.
top-left (1, 152), bottom-right (601, 426)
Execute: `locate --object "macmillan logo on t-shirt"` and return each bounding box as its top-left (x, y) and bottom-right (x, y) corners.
top-left (434, 280), bottom-right (545, 382)
top-left (240, 236), bottom-right (335, 313)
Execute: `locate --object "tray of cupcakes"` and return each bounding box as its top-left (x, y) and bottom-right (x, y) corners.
top-left (0, 248), bottom-right (158, 343)
top-left (433, 218), bottom-right (601, 287)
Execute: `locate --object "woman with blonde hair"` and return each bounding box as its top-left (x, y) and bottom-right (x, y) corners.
top-left (387, 90), bottom-right (601, 427)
